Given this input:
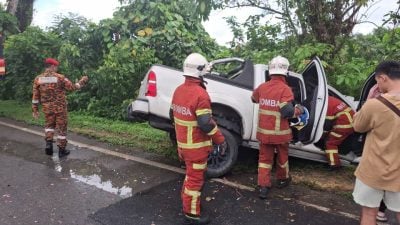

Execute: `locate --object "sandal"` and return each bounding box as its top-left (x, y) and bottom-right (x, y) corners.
top-left (376, 211), bottom-right (388, 222)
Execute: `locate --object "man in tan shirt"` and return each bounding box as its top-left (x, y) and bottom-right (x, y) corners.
top-left (352, 60), bottom-right (400, 225)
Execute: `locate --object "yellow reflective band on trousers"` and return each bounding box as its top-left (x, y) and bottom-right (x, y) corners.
top-left (184, 188), bottom-right (201, 215)
top-left (258, 162), bottom-right (272, 169)
top-left (195, 108), bottom-right (212, 116)
top-left (192, 162), bottom-right (207, 170)
top-left (174, 117), bottom-right (212, 149)
top-left (326, 149), bottom-right (338, 165)
top-left (258, 109), bottom-right (291, 135)
top-left (279, 161), bottom-right (289, 178)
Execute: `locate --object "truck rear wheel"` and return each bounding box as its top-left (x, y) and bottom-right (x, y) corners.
top-left (206, 127), bottom-right (239, 178)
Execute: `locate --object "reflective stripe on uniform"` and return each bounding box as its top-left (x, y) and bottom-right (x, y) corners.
top-left (174, 116), bottom-right (212, 149)
top-left (325, 149), bottom-right (338, 165)
top-left (32, 100), bottom-right (39, 104)
top-left (326, 116), bottom-right (335, 120)
top-left (258, 109), bottom-right (290, 135)
top-left (257, 127), bottom-right (291, 135)
top-left (258, 162), bottom-right (272, 169)
top-left (192, 162), bottom-right (207, 170)
top-left (336, 107), bottom-right (353, 125)
top-left (45, 128), bottom-right (55, 132)
top-left (195, 108), bottom-right (212, 116)
top-left (207, 126), bottom-right (218, 135)
top-left (279, 102), bottom-right (288, 108)
top-left (174, 117), bottom-right (197, 126)
top-left (333, 124), bottom-right (353, 129)
top-left (329, 132), bottom-right (342, 138)
top-left (279, 161), bottom-right (289, 178)
top-left (259, 109), bottom-right (281, 117)
top-left (177, 141), bottom-right (212, 149)
top-left (57, 136), bottom-right (67, 140)
top-left (184, 188), bottom-right (201, 215)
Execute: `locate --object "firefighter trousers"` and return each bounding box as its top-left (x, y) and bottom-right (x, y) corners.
top-left (258, 143), bottom-right (289, 187)
top-left (325, 127), bottom-right (353, 166)
top-left (44, 110), bottom-right (68, 149)
top-left (181, 160), bottom-right (207, 216)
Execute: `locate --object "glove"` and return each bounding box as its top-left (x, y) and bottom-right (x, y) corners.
top-left (217, 141), bottom-right (227, 156)
top-left (290, 106), bottom-right (309, 130)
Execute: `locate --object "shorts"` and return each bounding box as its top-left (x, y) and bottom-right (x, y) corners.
top-left (353, 178), bottom-right (400, 212)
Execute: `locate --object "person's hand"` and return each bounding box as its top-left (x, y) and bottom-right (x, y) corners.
top-left (79, 75), bottom-right (89, 85)
top-left (217, 141), bottom-right (227, 156)
top-left (32, 111), bottom-right (39, 120)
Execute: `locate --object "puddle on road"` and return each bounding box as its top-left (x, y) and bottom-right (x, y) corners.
top-left (50, 154), bottom-right (134, 198)
top-left (1, 137), bottom-right (180, 199)
top-left (70, 171), bottom-right (133, 198)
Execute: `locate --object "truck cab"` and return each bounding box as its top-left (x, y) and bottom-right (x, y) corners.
top-left (128, 57), bottom-right (361, 177)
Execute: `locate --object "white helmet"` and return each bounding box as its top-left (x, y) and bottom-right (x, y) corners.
top-left (183, 53), bottom-right (208, 78)
top-left (268, 55), bottom-right (289, 76)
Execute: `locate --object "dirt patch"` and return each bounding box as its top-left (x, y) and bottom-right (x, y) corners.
top-left (291, 168), bottom-right (355, 191)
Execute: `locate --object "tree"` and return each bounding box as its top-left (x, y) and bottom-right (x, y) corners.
top-left (200, 0), bottom-right (370, 57)
top-left (6, 0), bottom-right (34, 32)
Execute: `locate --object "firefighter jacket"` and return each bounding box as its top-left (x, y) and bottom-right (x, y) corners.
top-left (252, 76), bottom-right (294, 144)
top-left (171, 77), bottom-right (225, 162)
top-left (32, 70), bottom-right (86, 114)
top-left (324, 96), bottom-right (355, 132)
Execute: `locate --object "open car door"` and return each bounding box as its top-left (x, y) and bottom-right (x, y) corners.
top-left (357, 72), bottom-right (376, 111)
top-left (295, 57), bottom-right (328, 144)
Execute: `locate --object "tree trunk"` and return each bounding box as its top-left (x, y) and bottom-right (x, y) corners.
top-left (6, 0), bottom-right (19, 15)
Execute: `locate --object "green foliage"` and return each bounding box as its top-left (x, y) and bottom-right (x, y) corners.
top-left (0, 27), bottom-right (60, 100)
top-left (110, 0), bottom-right (219, 68)
top-left (0, 4), bottom-right (19, 35)
top-left (0, 100), bottom-right (175, 157)
top-left (85, 39), bottom-right (159, 118)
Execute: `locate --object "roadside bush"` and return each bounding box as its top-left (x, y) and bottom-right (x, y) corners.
top-left (0, 27), bottom-right (60, 101)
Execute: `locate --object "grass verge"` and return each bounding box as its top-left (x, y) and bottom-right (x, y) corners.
top-left (0, 100), bottom-right (176, 158)
top-left (1, 100), bottom-right (356, 193)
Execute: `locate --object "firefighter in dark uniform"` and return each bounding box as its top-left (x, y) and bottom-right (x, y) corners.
top-left (32, 58), bottom-right (88, 157)
top-left (171, 53), bottom-right (226, 225)
top-left (252, 56), bottom-right (306, 199)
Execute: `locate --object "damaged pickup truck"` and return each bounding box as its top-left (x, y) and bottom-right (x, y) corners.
top-left (128, 57), bottom-right (373, 177)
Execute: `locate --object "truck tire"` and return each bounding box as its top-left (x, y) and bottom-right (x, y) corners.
top-left (206, 127), bottom-right (239, 178)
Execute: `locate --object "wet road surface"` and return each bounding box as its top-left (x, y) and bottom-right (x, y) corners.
top-left (0, 117), bottom-right (397, 225)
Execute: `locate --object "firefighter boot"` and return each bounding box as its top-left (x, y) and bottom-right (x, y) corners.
top-left (258, 187), bottom-right (270, 199)
top-left (276, 176), bottom-right (292, 189)
top-left (58, 147), bottom-right (70, 158)
top-left (183, 214), bottom-right (210, 225)
top-left (45, 141), bottom-right (53, 155)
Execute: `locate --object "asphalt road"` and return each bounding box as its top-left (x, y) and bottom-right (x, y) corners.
top-left (0, 117), bottom-right (396, 225)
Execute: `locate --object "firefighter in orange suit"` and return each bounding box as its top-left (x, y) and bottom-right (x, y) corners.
top-left (252, 56), bottom-right (306, 199)
top-left (32, 58), bottom-right (88, 157)
top-left (171, 53), bottom-right (226, 225)
top-left (322, 96), bottom-right (355, 169)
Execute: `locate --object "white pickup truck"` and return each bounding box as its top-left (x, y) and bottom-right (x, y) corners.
top-left (128, 57), bottom-right (374, 177)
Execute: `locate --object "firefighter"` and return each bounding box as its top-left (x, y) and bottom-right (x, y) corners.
top-left (170, 53), bottom-right (226, 225)
top-left (32, 58), bottom-right (88, 157)
top-left (251, 55), bottom-right (306, 199)
top-left (321, 96), bottom-right (355, 169)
